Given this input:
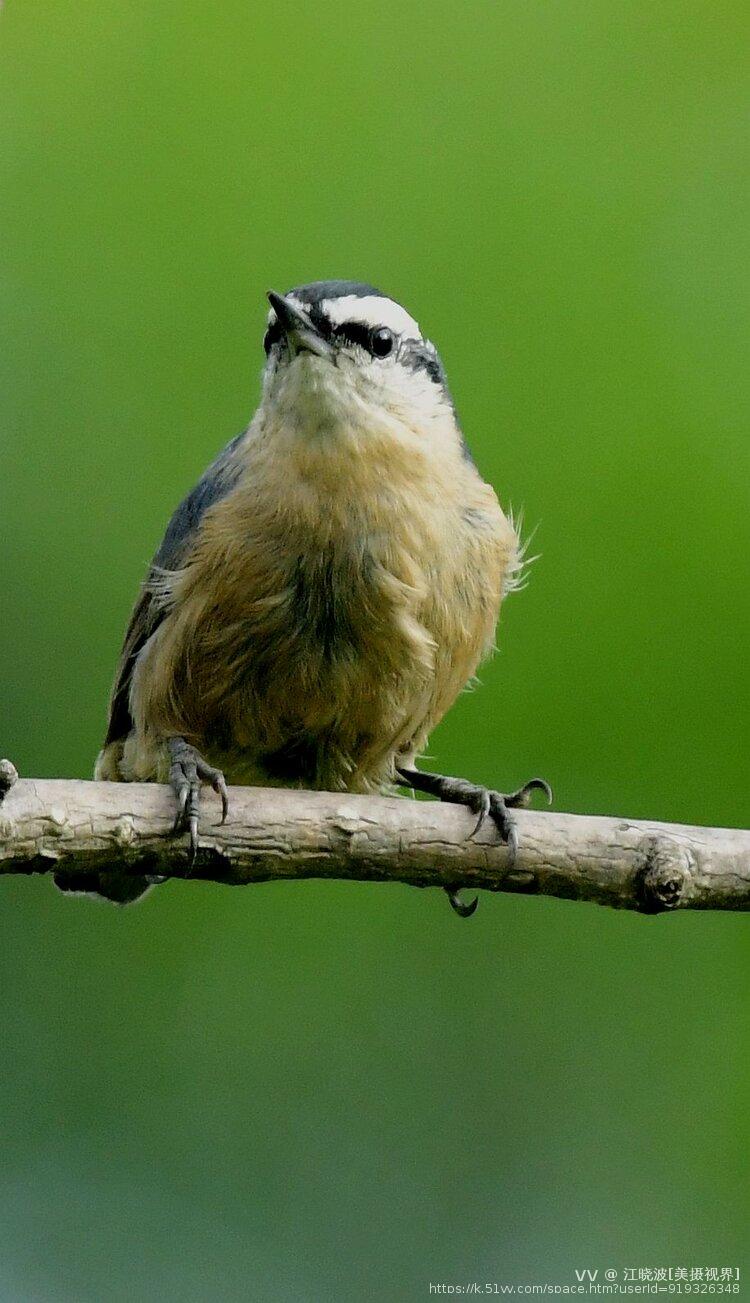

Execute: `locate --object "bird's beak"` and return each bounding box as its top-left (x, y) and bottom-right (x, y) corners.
top-left (267, 291), bottom-right (332, 358)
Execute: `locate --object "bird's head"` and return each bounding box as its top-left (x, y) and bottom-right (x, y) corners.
top-left (259, 281), bottom-right (463, 462)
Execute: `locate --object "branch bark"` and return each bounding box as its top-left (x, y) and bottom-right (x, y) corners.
top-left (0, 769), bottom-right (748, 912)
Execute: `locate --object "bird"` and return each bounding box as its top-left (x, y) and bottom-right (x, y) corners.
top-left (54, 280), bottom-right (549, 911)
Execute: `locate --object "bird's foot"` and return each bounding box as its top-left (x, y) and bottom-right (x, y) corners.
top-left (167, 737), bottom-right (229, 864)
top-left (396, 766), bottom-right (552, 918)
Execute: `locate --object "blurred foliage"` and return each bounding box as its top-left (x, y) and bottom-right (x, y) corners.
top-left (0, 2), bottom-right (748, 1300)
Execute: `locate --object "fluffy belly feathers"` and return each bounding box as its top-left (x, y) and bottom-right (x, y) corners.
top-left (122, 483), bottom-right (510, 792)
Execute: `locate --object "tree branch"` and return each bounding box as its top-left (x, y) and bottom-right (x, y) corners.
top-left (0, 767), bottom-right (748, 912)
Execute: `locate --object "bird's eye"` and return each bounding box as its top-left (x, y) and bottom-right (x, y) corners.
top-left (370, 327), bottom-right (395, 358)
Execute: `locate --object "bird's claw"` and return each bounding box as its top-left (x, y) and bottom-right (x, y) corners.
top-left (504, 776), bottom-right (553, 809)
top-left (172, 781), bottom-right (189, 833)
top-left (445, 887), bottom-right (479, 918)
top-left (213, 772), bottom-right (229, 825)
top-left (485, 780), bottom-right (551, 870)
top-left (456, 781), bottom-right (539, 905)
top-left (398, 765), bottom-right (554, 918)
top-left (457, 778), bottom-right (551, 874)
top-left (468, 787), bottom-right (492, 839)
top-left (168, 738), bottom-right (228, 865)
top-left (188, 814), bottom-right (199, 865)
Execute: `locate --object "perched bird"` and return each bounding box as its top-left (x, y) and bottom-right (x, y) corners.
top-left (55, 281), bottom-right (548, 911)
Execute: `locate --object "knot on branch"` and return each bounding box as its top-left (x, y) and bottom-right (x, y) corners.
top-left (637, 836), bottom-right (692, 913)
top-left (0, 759), bottom-right (18, 799)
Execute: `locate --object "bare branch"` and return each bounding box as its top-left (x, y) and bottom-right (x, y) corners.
top-left (0, 773), bottom-right (748, 912)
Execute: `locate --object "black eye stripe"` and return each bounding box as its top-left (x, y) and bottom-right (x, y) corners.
top-left (333, 322), bottom-right (398, 357)
top-left (264, 310), bottom-right (430, 368)
top-left (334, 320), bottom-right (374, 351)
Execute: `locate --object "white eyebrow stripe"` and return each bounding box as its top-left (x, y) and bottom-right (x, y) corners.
top-left (320, 295), bottom-right (422, 338)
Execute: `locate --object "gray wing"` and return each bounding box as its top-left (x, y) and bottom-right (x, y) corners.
top-left (104, 432), bottom-right (245, 745)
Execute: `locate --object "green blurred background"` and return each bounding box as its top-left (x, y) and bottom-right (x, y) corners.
top-left (1, 2), bottom-right (748, 1299)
